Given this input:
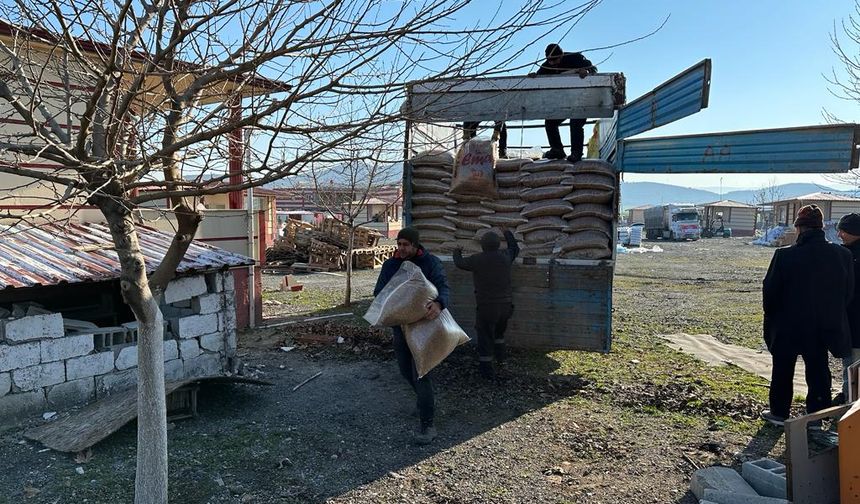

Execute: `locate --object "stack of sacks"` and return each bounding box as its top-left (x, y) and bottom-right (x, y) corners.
top-left (554, 160), bottom-right (616, 259)
top-left (409, 150), bottom-right (456, 252)
top-left (515, 160), bottom-right (573, 257)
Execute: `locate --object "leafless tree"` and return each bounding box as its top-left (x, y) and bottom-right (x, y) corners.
top-left (0, 0), bottom-right (597, 501)
top-left (825, 0), bottom-right (860, 189)
top-left (309, 131), bottom-right (401, 305)
top-left (754, 177), bottom-right (784, 230)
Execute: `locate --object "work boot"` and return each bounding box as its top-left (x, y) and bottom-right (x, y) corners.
top-left (566, 154), bottom-right (582, 163)
top-left (760, 410), bottom-right (787, 427)
top-left (478, 361), bottom-right (495, 380)
top-left (414, 422), bottom-right (437, 445)
top-left (542, 148), bottom-right (566, 160)
top-left (498, 148), bottom-right (508, 159)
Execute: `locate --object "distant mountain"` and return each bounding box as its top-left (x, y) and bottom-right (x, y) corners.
top-left (620, 181), bottom-right (849, 209)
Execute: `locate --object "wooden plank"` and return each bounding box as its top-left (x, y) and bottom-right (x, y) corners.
top-left (24, 376), bottom-right (273, 453)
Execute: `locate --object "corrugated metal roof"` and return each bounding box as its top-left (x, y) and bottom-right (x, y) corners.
top-left (0, 222), bottom-right (254, 290)
top-left (770, 192), bottom-right (860, 204)
top-left (702, 200), bottom-right (757, 208)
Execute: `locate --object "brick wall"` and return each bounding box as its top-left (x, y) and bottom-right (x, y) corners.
top-left (0, 270), bottom-right (238, 422)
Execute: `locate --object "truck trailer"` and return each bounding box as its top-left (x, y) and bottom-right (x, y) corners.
top-left (643, 204), bottom-right (701, 240)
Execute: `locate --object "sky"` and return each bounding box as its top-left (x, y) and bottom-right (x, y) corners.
top-left (494, 0), bottom-right (860, 190)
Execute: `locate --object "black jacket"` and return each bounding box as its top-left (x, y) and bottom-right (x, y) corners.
top-left (453, 231), bottom-right (519, 305)
top-left (763, 229), bottom-right (854, 357)
top-left (536, 52), bottom-right (597, 76)
top-left (374, 246), bottom-right (449, 309)
top-left (844, 240), bottom-right (860, 347)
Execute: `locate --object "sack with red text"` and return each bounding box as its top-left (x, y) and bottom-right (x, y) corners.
top-left (450, 138), bottom-right (498, 198)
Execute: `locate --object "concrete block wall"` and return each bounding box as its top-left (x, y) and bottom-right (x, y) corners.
top-left (0, 270), bottom-right (238, 422)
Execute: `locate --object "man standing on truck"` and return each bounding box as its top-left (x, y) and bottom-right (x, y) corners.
top-left (530, 43), bottom-right (597, 162)
top-left (835, 213), bottom-right (860, 404)
top-left (463, 121), bottom-right (508, 158)
top-left (761, 205), bottom-right (854, 426)
top-left (373, 227), bottom-right (450, 445)
top-left (453, 228), bottom-right (520, 379)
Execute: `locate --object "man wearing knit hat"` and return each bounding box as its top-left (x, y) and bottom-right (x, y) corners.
top-left (453, 227), bottom-right (520, 379)
top-left (373, 226), bottom-right (450, 444)
top-left (530, 43), bottom-right (597, 163)
top-left (836, 213), bottom-right (860, 404)
top-left (761, 204), bottom-right (854, 426)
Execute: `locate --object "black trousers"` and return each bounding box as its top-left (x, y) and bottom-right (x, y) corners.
top-left (391, 326), bottom-right (434, 426)
top-left (545, 118), bottom-right (587, 159)
top-left (475, 303), bottom-right (513, 362)
top-left (463, 121), bottom-right (507, 156)
top-left (769, 346), bottom-right (832, 419)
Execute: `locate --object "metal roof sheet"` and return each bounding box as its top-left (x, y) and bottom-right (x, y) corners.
top-left (769, 191), bottom-right (860, 204)
top-left (701, 200), bottom-right (757, 208)
top-left (0, 222), bottom-right (254, 290)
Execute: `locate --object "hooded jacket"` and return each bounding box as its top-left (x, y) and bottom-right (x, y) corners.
top-left (453, 230), bottom-right (520, 305)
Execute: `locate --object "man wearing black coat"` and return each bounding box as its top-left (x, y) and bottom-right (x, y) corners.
top-left (531, 43), bottom-right (597, 162)
top-left (453, 228), bottom-right (520, 379)
top-left (836, 213), bottom-right (860, 403)
top-left (761, 205), bottom-right (855, 426)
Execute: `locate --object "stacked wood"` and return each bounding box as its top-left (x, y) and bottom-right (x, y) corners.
top-left (265, 217), bottom-right (387, 270)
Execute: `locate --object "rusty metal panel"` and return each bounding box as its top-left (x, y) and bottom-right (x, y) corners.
top-left (0, 222), bottom-right (254, 290)
top-left (443, 261), bottom-right (612, 352)
top-left (616, 124), bottom-right (860, 173)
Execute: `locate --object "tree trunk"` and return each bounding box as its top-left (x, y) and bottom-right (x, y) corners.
top-left (345, 226), bottom-right (354, 306)
top-left (99, 200), bottom-right (168, 504)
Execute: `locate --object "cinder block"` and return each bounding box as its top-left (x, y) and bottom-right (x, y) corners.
top-left (12, 362), bottom-right (65, 391)
top-left (96, 368), bottom-right (138, 398)
top-left (225, 330), bottom-right (237, 357)
top-left (199, 334), bottom-right (223, 352)
top-left (0, 342), bottom-right (40, 372)
top-left (0, 390), bottom-right (47, 421)
top-left (114, 345), bottom-right (138, 371)
top-left (702, 489), bottom-right (788, 504)
top-left (205, 272), bottom-right (223, 293)
top-left (192, 293), bottom-right (223, 315)
top-left (163, 340), bottom-right (179, 361)
top-left (164, 359), bottom-right (184, 382)
top-left (184, 353), bottom-right (223, 378)
top-left (0, 372), bottom-right (10, 396)
top-left (66, 352), bottom-right (114, 380)
top-left (171, 314), bottom-right (219, 339)
top-left (179, 339), bottom-right (201, 360)
top-left (1, 313), bottom-right (64, 343)
top-left (163, 276), bottom-right (208, 304)
top-left (691, 467), bottom-right (758, 501)
top-left (742, 459), bottom-right (787, 499)
top-left (223, 272), bottom-right (235, 292)
top-left (47, 378), bottom-right (95, 409)
top-left (40, 334), bottom-right (94, 362)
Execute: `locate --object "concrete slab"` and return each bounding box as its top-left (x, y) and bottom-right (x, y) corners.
top-left (691, 466), bottom-right (758, 501)
top-left (702, 488), bottom-right (788, 504)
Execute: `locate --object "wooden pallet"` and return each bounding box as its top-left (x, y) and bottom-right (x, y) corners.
top-left (291, 262), bottom-right (335, 272)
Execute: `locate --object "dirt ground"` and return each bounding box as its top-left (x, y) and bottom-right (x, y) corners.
top-left (0, 238), bottom-right (817, 503)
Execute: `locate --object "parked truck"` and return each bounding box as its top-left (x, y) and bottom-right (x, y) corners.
top-left (643, 204), bottom-right (701, 241)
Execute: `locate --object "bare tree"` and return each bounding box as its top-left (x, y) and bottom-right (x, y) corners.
top-left (309, 131), bottom-right (401, 305)
top-left (754, 177), bottom-right (784, 230)
top-left (0, 1), bottom-right (595, 501)
top-left (825, 0), bottom-right (860, 189)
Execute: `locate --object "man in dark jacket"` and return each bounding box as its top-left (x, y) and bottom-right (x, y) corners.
top-left (532, 43), bottom-right (597, 162)
top-left (836, 212), bottom-right (860, 404)
top-left (373, 227), bottom-right (450, 444)
top-left (761, 205), bottom-right (854, 426)
top-left (453, 228), bottom-right (520, 379)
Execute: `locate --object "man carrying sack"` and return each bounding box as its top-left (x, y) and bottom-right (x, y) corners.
top-left (373, 227), bottom-right (450, 444)
top-left (453, 227), bottom-right (520, 379)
